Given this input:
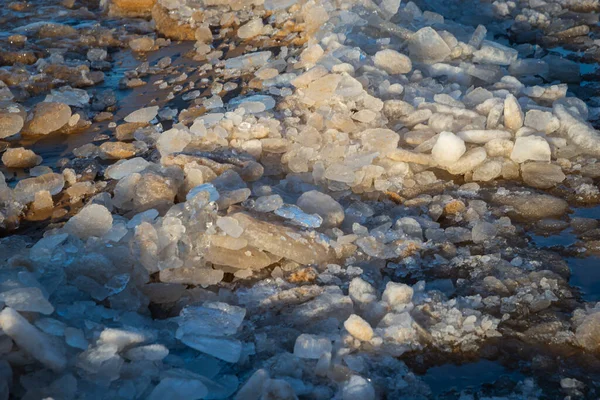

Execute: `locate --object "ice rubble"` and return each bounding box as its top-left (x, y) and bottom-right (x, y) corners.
top-left (1, 0), bottom-right (600, 398)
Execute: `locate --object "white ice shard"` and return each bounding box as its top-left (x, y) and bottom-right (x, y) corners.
top-left (0, 307), bottom-right (66, 371)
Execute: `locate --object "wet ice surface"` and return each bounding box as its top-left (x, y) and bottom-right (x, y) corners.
top-left (2, 0), bottom-right (600, 398)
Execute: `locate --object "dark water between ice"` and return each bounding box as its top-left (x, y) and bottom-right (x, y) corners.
top-left (422, 360), bottom-right (524, 396)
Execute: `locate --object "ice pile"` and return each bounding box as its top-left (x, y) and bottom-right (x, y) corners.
top-left (2, 0), bottom-right (600, 398)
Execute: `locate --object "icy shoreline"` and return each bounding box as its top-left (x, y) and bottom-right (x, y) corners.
top-left (1, 0), bottom-right (600, 398)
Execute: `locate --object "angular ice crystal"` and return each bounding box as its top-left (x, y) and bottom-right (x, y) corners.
top-left (0, 287), bottom-right (54, 314)
top-left (408, 27), bottom-right (451, 64)
top-left (179, 335), bottom-right (243, 363)
top-left (176, 302), bottom-right (246, 338)
top-left (274, 204), bottom-right (323, 228)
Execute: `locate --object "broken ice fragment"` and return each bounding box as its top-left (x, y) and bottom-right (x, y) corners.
top-left (293, 334), bottom-right (332, 359)
top-left (0, 307), bottom-right (66, 371)
top-left (431, 131), bottom-right (466, 166)
top-left (105, 157), bottom-right (150, 180)
top-left (177, 302), bottom-right (246, 338)
top-left (510, 136), bottom-right (551, 163)
top-left (64, 204), bottom-right (113, 240)
top-left (229, 95), bottom-right (276, 113)
top-left (408, 27), bottom-right (451, 64)
top-left (254, 194), bottom-right (284, 212)
top-left (179, 335), bottom-right (243, 363)
top-left (274, 204), bottom-right (323, 228)
top-left (224, 51), bottom-right (272, 70)
top-left (13, 173), bottom-right (64, 204)
top-left (187, 183), bottom-right (219, 202)
top-left (297, 190), bottom-right (344, 228)
top-left (124, 106), bottom-right (158, 123)
top-left (0, 287), bottom-right (54, 314)
top-left (232, 212), bottom-right (333, 264)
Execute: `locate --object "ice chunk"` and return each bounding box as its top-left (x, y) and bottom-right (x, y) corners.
top-left (230, 95), bottom-right (276, 113)
top-left (124, 344), bottom-right (169, 361)
top-left (381, 0), bottom-right (401, 15)
top-left (254, 194), bottom-right (283, 212)
top-left (492, 192), bottom-right (568, 220)
top-left (293, 334), bottom-right (332, 359)
top-left (510, 136), bottom-right (551, 163)
top-left (187, 183), bottom-right (220, 202)
top-left (179, 335), bottom-right (243, 363)
top-left (157, 128), bottom-right (191, 156)
top-left (554, 103), bottom-right (600, 156)
top-left (447, 147), bottom-right (488, 175)
top-left (105, 157), bottom-right (150, 179)
top-left (576, 313), bottom-right (600, 352)
top-left (64, 204), bottom-right (113, 239)
top-left (26, 102), bottom-right (71, 135)
top-left (344, 315), bottom-right (374, 341)
top-left (485, 138), bottom-right (514, 157)
top-left (472, 159), bottom-right (502, 182)
top-left (13, 173), bottom-right (64, 203)
top-left (29, 233), bottom-right (68, 263)
top-left (469, 25), bottom-right (487, 49)
top-left (521, 162), bottom-right (565, 189)
top-left (124, 106), bottom-right (158, 123)
top-left (0, 112), bottom-right (24, 139)
top-left (297, 190), bottom-right (344, 228)
top-left (408, 27), bottom-right (451, 64)
top-left (360, 128), bottom-right (400, 156)
top-left (0, 307), bottom-right (66, 371)
top-left (225, 51), bottom-right (272, 70)
top-left (524, 110), bottom-right (559, 134)
top-left (431, 132), bottom-right (466, 166)
top-left (349, 277), bottom-right (378, 307)
top-left (235, 369), bottom-right (269, 400)
top-left (342, 375), bottom-right (376, 400)
top-left (274, 204), bottom-right (322, 228)
top-left (472, 221), bottom-right (497, 243)
top-left (473, 41), bottom-right (518, 66)
top-left (504, 94), bottom-right (523, 131)
top-left (65, 327), bottom-right (88, 349)
top-left (177, 302), bottom-right (245, 338)
top-left (382, 282), bottom-right (413, 306)
top-left (0, 287), bottom-right (54, 314)
top-left (2, 147), bottom-right (42, 169)
top-left (232, 212), bottom-right (333, 264)
top-left (44, 87), bottom-right (90, 108)
top-left (237, 18), bottom-right (263, 39)
top-left (373, 49), bottom-right (412, 74)
top-left (99, 327), bottom-right (153, 351)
